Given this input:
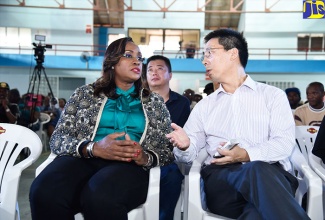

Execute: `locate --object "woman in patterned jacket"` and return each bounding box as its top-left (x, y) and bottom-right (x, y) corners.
top-left (30, 37), bottom-right (175, 220)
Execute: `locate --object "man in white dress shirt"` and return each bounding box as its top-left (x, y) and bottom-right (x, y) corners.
top-left (167, 29), bottom-right (309, 219)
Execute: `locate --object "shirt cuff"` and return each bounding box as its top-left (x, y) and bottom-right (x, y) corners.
top-left (244, 146), bottom-right (262, 162)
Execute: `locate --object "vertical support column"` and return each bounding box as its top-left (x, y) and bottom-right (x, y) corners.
top-left (99, 27), bottom-right (108, 56)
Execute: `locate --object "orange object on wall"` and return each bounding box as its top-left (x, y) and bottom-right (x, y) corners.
top-left (86, 25), bottom-right (92, 34)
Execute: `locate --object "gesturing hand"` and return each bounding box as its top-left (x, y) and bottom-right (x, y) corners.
top-left (166, 123), bottom-right (190, 151)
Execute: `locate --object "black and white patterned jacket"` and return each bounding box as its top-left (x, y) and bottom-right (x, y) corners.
top-left (50, 83), bottom-right (175, 168)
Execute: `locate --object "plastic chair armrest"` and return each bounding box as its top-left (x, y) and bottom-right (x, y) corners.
top-left (35, 152), bottom-right (57, 176)
top-left (291, 148), bottom-right (323, 220)
top-left (143, 166), bottom-right (160, 220)
top-left (309, 153), bottom-right (325, 181)
top-left (187, 153), bottom-right (207, 220)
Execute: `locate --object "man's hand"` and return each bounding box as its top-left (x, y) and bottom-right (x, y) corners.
top-left (166, 123), bottom-right (190, 151)
top-left (211, 144), bottom-right (250, 165)
top-left (1, 98), bottom-right (8, 108)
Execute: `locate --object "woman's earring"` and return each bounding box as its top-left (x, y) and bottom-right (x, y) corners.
top-left (112, 66), bottom-right (114, 69)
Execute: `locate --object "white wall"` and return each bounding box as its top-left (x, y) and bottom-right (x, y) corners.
top-left (241, 0), bottom-right (323, 32)
top-left (249, 72), bottom-right (325, 101)
top-left (237, 0), bottom-right (325, 60)
top-left (0, 1), bottom-right (94, 55)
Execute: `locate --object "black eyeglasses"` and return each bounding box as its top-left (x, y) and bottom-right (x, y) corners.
top-left (200, 47), bottom-right (224, 61)
top-left (122, 53), bottom-right (145, 62)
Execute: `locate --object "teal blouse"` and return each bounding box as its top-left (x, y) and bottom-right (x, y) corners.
top-left (94, 86), bottom-right (145, 142)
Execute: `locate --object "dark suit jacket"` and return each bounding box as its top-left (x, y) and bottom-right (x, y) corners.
top-left (312, 115), bottom-right (325, 163)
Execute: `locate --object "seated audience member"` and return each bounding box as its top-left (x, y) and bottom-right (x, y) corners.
top-left (312, 115), bottom-right (325, 163)
top-left (0, 82), bottom-right (20, 124)
top-left (41, 96), bottom-right (61, 137)
top-left (203, 82), bottom-right (214, 96)
top-left (48, 97), bottom-right (61, 137)
top-left (285, 87), bottom-right (303, 111)
top-left (183, 88), bottom-right (196, 110)
top-left (294, 82), bottom-right (325, 126)
top-left (167, 29), bottom-right (309, 219)
top-left (193, 93), bottom-right (203, 103)
top-left (29, 37), bottom-right (174, 220)
top-left (40, 95), bottom-right (50, 112)
top-left (58, 98), bottom-right (67, 112)
top-left (144, 55), bottom-right (191, 220)
top-left (9, 88), bottom-right (24, 106)
top-left (17, 93), bottom-right (40, 131)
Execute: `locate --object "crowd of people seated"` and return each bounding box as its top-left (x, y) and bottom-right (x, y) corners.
top-left (0, 82), bottom-right (66, 142)
top-left (285, 82), bottom-right (325, 126)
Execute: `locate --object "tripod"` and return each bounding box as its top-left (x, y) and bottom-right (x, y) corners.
top-left (27, 62), bottom-right (55, 103)
top-left (25, 62), bottom-right (55, 131)
top-left (175, 47), bottom-right (185, 59)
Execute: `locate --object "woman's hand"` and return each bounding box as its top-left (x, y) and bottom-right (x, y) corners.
top-left (125, 134), bottom-right (148, 166)
top-left (166, 123), bottom-right (190, 151)
top-left (92, 132), bottom-right (147, 164)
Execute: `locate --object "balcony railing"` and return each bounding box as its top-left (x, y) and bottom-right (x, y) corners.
top-left (1, 44), bottom-right (325, 60)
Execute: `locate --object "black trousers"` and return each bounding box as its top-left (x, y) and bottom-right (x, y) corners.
top-left (201, 161), bottom-right (310, 220)
top-left (30, 156), bottom-right (149, 220)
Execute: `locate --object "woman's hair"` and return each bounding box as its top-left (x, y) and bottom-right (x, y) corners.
top-left (59, 98), bottom-right (67, 105)
top-left (94, 37), bottom-right (143, 99)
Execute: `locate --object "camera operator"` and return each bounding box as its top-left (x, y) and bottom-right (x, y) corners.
top-left (0, 82), bottom-right (20, 124)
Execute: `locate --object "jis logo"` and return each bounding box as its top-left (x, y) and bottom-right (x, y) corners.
top-left (303, 0), bottom-right (325, 18)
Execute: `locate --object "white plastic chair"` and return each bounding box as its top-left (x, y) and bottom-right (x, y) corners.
top-left (173, 162), bottom-right (191, 220)
top-left (0, 123), bottom-right (42, 220)
top-left (36, 152), bottom-right (160, 220)
top-left (187, 147), bottom-right (323, 220)
top-left (295, 126), bottom-right (319, 160)
top-left (295, 126), bottom-right (323, 179)
top-left (309, 152), bottom-right (325, 183)
top-left (35, 112), bottom-right (51, 152)
top-left (296, 125), bottom-right (325, 218)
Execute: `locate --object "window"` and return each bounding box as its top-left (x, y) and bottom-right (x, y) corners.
top-left (128, 28), bottom-right (200, 53)
top-left (311, 34), bottom-right (323, 52)
top-left (297, 33), bottom-right (324, 52)
top-left (297, 34), bottom-right (309, 51)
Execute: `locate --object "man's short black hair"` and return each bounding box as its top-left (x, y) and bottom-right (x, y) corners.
top-left (308, 82), bottom-right (324, 93)
top-left (203, 83), bottom-right (214, 94)
top-left (146, 55), bottom-right (172, 73)
top-left (204, 29), bottom-right (249, 68)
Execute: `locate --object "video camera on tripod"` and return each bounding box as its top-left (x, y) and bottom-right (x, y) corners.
top-left (27, 35), bottom-right (56, 107)
top-left (32, 35), bottom-right (52, 65)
